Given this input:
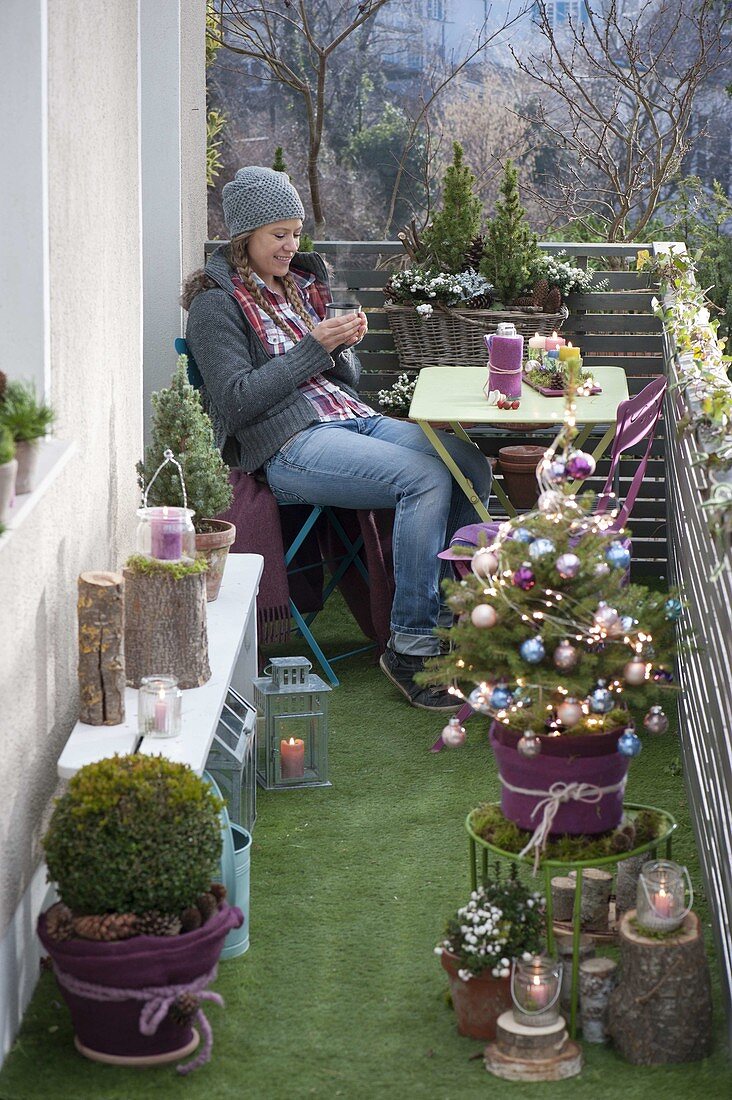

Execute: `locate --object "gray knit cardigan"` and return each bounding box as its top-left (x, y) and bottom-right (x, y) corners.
top-left (184, 245), bottom-right (368, 473)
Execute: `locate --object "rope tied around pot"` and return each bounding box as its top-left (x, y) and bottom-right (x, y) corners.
top-left (52, 962), bottom-right (224, 1075)
top-left (498, 776), bottom-right (628, 873)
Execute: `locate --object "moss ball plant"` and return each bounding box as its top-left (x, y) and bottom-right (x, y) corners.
top-left (44, 755), bottom-right (224, 916)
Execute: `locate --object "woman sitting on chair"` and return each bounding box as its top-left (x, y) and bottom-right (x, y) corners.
top-left (182, 166), bottom-right (492, 712)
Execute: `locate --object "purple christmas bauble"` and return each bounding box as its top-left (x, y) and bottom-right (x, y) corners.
top-left (566, 450), bottom-right (596, 479)
top-left (556, 552), bottom-right (581, 579)
top-left (513, 563), bottom-right (536, 590)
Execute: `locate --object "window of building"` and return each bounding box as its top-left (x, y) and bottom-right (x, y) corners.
top-left (427, 0), bottom-right (446, 20)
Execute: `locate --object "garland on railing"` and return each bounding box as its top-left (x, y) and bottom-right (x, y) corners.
top-left (650, 245), bottom-right (732, 554)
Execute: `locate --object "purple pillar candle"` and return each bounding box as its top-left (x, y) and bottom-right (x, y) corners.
top-left (150, 507), bottom-right (184, 560)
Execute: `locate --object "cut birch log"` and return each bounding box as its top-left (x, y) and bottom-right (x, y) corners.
top-left (607, 910), bottom-right (712, 1064)
top-left (550, 876), bottom-right (576, 922)
top-left (569, 868), bottom-right (613, 932)
top-left (555, 932), bottom-right (595, 1013)
top-left (579, 957), bottom-right (617, 1043)
top-left (123, 566), bottom-right (210, 689)
top-left (614, 854), bottom-right (646, 917)
top-left (77, 571), bottom-right (125, 725)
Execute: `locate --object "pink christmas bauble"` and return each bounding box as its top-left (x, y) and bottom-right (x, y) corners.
top-left (470, 603), bottom-right (498, 629)
top-left (557, 697), bottom-right (583, 727)
top-left (623, 656), bottom-right (648, 685)
top-left (441, 717), bottom-right (466, 748)
top-left (472, 547), bottom-right (499, 578)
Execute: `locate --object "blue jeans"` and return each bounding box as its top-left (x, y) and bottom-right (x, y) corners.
top-left (264, 416), bottom-right (492, 656)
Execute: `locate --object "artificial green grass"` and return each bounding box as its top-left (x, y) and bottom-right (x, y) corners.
top-left (1, 593), bottom-right (730, 1100)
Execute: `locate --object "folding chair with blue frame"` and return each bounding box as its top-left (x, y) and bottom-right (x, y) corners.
top-left (174, 337), bottom-right (373, 686)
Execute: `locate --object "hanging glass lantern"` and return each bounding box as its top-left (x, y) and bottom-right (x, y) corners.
top-left (636, 859), bottom-right (693, 933)
top-left (253, 657), bottom-right (331, 790)
top-left (511, 955), bottom-right (563, 1027)
top-left (205, 688), bottom-right (257, 832)
top-left (136, 449), bottom-right (195, 562)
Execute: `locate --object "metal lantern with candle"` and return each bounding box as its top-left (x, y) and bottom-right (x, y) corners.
top-left (636, 859), bottom-right (693, 933)
top-left (138, 675), bottom-right (182, 738)
top-left (253, 657), bottom-right (331, 790)
top-left (510, 954), bottom-right (563, 1027)
top-left (136, 449), bottom-right (196, 562)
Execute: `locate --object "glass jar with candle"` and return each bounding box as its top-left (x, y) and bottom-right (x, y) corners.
top-left (636, 859), bottom-right (693, 934)
top-left (136, 505), bottom-right (196, 562)
top-left (511, 955), bottom-right (563, 1027)
top-left (138, 675), bottom-right (182, 739)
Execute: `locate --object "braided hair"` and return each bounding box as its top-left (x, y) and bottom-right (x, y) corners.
top-left (229, 235), bottom-right (316, 341)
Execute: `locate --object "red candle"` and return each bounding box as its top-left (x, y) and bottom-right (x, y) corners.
top-left (280, 737), bottom-right (305, 779)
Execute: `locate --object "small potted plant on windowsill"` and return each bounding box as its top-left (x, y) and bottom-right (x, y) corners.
top-left (138, 358), bottom-right (235, 600)
top-left (0, 425), bottom-right (17, 524)
top-left (435, 872), bottom-right (545, 1040)
top-left (0, 379), bottom-right (55, 494)
top-left (38, 755), bottom-right (242, 1072)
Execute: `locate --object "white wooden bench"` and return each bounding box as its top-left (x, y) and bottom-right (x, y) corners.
top-left (57, 553), bottom-right (264, 780)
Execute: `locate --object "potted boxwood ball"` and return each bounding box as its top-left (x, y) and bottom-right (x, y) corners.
top-left (435, 874), bottom-right (545, 1040)
top-left (39, 755), bottom-right (242, 1073)
top-left (0, 379), bottom-right (55, 494)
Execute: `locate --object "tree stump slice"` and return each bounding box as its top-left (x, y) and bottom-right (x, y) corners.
top-left (569, 868), bottom-right (613, 932)
top-left (123, 568), bottom-right (210, 689)
top-left (485, 1015), bottom-right (583, 1081)
top-left (615, 854), bottom-right (646, 917)
top-left (579, 957), bottom-right (617, 1043)
top-left (77, 572), bottom-right (125, 725)
top-left (550, 876), bottom-right (576, 922)
top-left (607, 910), bottom-right (712, 1064)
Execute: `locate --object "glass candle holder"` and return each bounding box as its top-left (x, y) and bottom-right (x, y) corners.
top-left (138, 675), bottom-right (182, 739)
top-left (511, 955), bottom-right (563, 1027)
top-left (636, 859), bottom-right (693, 933)
top-left (136, 505), bottom-right (196, 562)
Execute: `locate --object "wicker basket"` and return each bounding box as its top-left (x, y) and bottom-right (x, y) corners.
top-left (384, 304), bottom-right (567, 370)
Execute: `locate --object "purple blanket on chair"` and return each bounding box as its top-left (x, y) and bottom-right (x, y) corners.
top-left (216, 470), bottom-right (393, 655)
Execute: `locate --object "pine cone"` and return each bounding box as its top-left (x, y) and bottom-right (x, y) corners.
top-left (532, 278), bottom-right (550, 310)
top-left (548, 371), bottom-right (566, 391)
top-left (45, 903), bottom-right (75, 942)
top-left (196, 892), bottom-right (218, 924)
top-left (137, 911), bottom-right (183, 937)
top-left (210, 882), bottom-right (227, 908)
top-left (169, 992), bottom-right (200, 1026)
top-left (180, 906), bottom-right (203, 933)
top-left (463, 292), bottom-right (493, 310)
top-left (510, 295), bottom-right (539, 310)
top-left (73, 912), bottom-right (139, 942)
top-left (463, 234), bottom-right (486, 270)
top-left (545, 286), bottom-right (562, 313)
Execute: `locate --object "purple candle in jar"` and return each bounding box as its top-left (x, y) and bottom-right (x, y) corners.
top-left (150, 507), bottom-right (184, 560)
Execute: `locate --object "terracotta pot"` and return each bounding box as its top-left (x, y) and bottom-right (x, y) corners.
top-left (37, 903), bottom-right (243, 1066)
top-left (195, 520), bottom-right (236, 602)
top-left (0, 458), bottom-right (18, 523)
top-left (15, 438), bottom-right (40, 495)
top-left (497, 445), bottom-right (546, 510)
top-left (440, 949), bottom-right (512, 1040)
top-left (489, 721), bottom-right (630, 835)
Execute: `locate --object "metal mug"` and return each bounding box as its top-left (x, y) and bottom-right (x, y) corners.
top-left (325, 300), bottom-right (361, 356)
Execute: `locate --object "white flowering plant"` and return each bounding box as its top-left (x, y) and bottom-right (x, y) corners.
top-left (384, 267), bottom-right (494, 308)
top-left (527, 251), bottom-right (608, 298)
top-left (377, 372), bottom-right (418, 415)
top-left (436, 875), bottom-right (545, 981)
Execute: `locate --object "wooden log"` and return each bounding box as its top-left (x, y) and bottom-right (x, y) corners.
top-left (607, 910), bottom-right (712, 1064)
top-left (77, 572), bottom-right (125, 725)
top-left (579, 957), bottom-right (617, 1043)
top-left (615, 854), bottom-right (646, 917)
top-left (550, 876), bottom-right (576, 922)
top-left (569, 868), bottom-right (613, 932)
top-left (124, 566), bottom-right (210, 689)
top-left (555, 932), bottom-right (595, 1012)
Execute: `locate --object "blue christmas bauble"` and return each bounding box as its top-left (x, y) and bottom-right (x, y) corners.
top-left (490, 685), bottom-right (513, 709)
top-left (664, 597), bottom-right (682, 622)
top-left (547, 458), bottom-right (567, 483)
top-left (520, 636), bottom-right (546, 663)
top-left (514, 527), bottom-right (534, 544)
top-left (620, 616), bottom-right (636, 633)
top-left (606, 541), bottom-right (631, 569)
top-left (529, 537), bottom-right (555, 561)
top-left (589, 682), bottom-right (613, 713)
top-left (617, 729), bottom-right (642, 757)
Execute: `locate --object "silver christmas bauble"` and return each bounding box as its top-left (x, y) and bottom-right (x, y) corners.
top-left (623, 656), bottom-right (648, 685)
top-left (556, 552), bottom-right (581, 579)
top-left (593, 602), bottom-right (619, 630)
top-left (472, 547), bottom-right (499, 578)
top-left (553, 639), bottom-right (578, 671)
top-left (517, 731), bottom-right (542, 757)
top-left (594, 561), bottom-right (610, 577)
top-left (529, 537), bottom-right (556, 561)
top-left (643, 706), bottom-right (669, 735)
top-left (538, 489), bottom-right (564, 514)
top-left (470, 603), bottom-right (498, 629)
top-left (441, 716), bottom-right (466, 748)
top-left (557, 696), bottom-right (583, 728)
top-left (589, 680), bottom-right (613, 714)
top-left (468, 684), bottom-right (493, 714)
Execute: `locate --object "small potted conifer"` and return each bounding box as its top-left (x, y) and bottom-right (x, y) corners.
top-left (0, 378), bottom-right (55, 494)
top-left (38, 755), bottom-right (242, 1071)
top-left (137, 358), bottom-right (235, 600)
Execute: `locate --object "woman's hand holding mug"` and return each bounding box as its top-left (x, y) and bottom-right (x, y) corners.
top-left (313, 303), bottom-right (367, 354)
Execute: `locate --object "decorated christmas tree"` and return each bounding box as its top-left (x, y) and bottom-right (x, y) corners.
top-left (421, 363), bottom-right (679, 756)
top-left (137, 357), bottom-right (233, 532)
top-left (480, 160), bottom-right (541, 308)
top-left (420, 142), bottom-right (483, 273)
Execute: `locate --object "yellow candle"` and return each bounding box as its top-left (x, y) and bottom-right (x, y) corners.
top-left (558, 342), bottom-right (580, 361)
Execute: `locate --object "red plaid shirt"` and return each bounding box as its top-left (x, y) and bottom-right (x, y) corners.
top-left (231, 268), bottom-right (372, 422)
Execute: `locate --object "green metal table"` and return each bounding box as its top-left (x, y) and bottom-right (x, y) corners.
top-left (466, 801), bottom-right (677, 1039)
top-left (408, 365), bottom-right (630, 521)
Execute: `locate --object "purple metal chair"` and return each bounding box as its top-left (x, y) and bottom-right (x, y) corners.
top-left (432, 375), bottom-right (668, 749)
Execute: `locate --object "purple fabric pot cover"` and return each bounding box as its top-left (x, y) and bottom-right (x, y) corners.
top-left (492, 720), bottom-right (626, 760)
top-left (489, 724), bottom-right (629, 835)
top-left (38, 903), bottom-right (243, 1058)
top-left (485, 333), bottom-right (524, 398)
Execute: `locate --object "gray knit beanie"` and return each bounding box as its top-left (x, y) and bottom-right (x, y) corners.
top-left (222, 166), bottom-right (305, 238)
